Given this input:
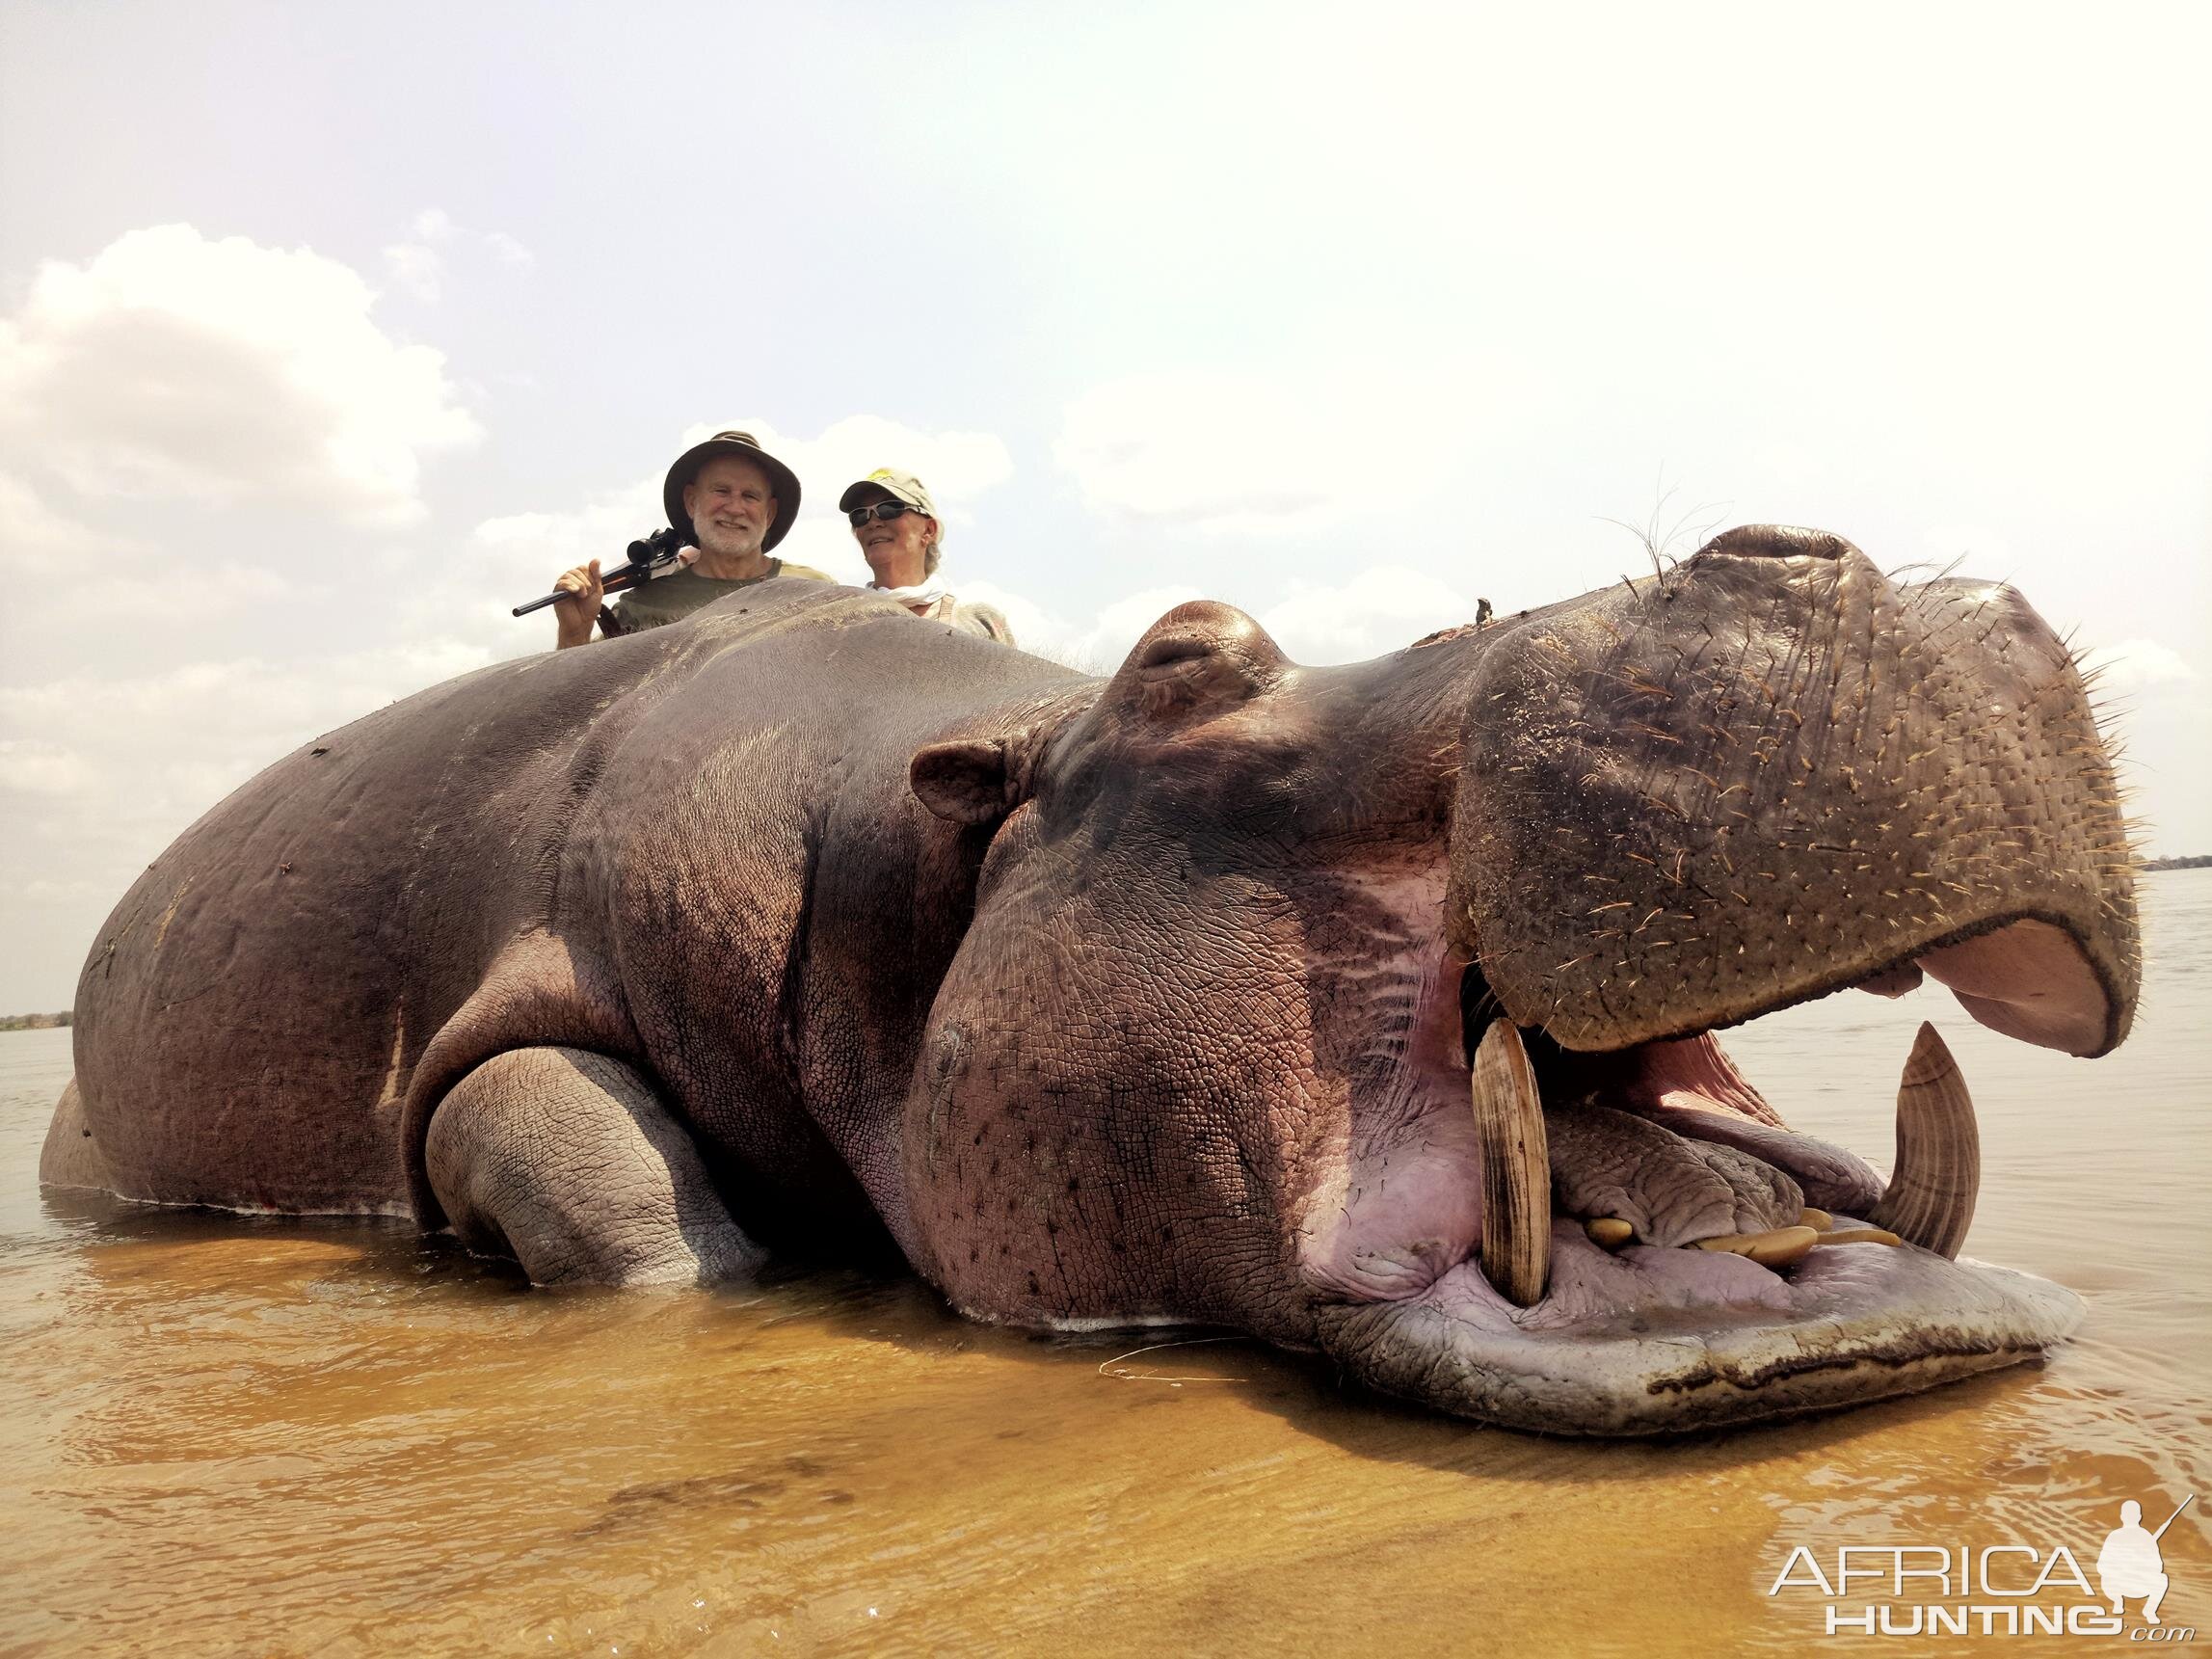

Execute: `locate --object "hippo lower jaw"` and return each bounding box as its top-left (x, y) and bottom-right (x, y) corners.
top-left (1315, 1228), bottom-right (2083, 1437)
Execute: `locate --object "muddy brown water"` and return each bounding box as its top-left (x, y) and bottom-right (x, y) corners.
top-left (3, 874), bottom-right (2206, 1655)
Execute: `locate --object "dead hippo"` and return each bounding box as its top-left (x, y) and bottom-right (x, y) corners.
top-left (41, 524), bottom-right (2140, 1435)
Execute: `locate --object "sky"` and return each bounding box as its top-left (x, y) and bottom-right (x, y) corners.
top-left (0, 1), bottom-right (2206, 1011)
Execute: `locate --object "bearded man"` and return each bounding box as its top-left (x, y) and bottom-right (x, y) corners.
top-left (549, 430), bottom-right (832, 648)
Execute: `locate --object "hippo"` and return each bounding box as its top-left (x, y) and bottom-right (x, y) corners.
top-left (40, 524), bottom-right (2140, 1435)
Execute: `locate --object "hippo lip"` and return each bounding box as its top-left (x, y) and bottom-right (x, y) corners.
top-left (1314, 1237), bottom-right (2081, 1436)
top-left (1306, 915), bottom-right (2096, 1434)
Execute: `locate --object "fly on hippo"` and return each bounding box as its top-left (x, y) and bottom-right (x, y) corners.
top-left (41, 523), bottom-right (2140, 1436)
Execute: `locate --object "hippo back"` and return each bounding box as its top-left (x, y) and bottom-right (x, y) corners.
top-left (58, 578), bottom-right (912, 1214)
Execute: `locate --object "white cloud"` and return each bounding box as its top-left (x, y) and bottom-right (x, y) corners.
top-left (951, 577), bottom-right (1063, 659)
top-left (0, 644), bottom-right (492, 740)
top-left (771, 517), bottom-right (872, 586)
top-left (446, 471), bottom-right (681, 653)
top-left (0, 739), bottom-right (93, 796)
top-left (10, 876), bottom-right (109, 907)
top-left (0, 640), bottom-right (495, 1006)
top-left (839, 578), bottom-right (1202, 674)
top-left (383, 241), bottom-right (446, 302)
top-left (0, 468), bottom-right (138, 574)
top-left (0, 225), bottom-right (481, 523)
top-left (1914, 524), bottom-right (2014, 562)
top-left (0, 466), bottom-right (305, 679)
top-left (1257, 566), bottom-right (1476, 665)
top-left (732, 415), bottom-right (1015, 535)
top-left (2085, 637), bottom-right (2200, 692)
top-left (472, 473), bottom-right (664, 581)
top-left (1060, 584), bottom-right (1208, 671)
top-left (0, 642), bottom-right (495, 862)
top-left (58, 561), bottom-right (295, 624)
top-left (1054, 364), bottom-right (1473, 532)
top-left (382, 207), bottom-right (535, 302)
top-left (985, 568), bottom-right (1480, 677)
top-left (876, 568), bottom-right (1479, 675)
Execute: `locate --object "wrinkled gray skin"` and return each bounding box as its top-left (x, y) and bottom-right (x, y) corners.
top-left (43, 526), bottom-right (2140, 1434)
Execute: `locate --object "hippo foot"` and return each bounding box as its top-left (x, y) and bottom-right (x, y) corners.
top-left (424, 1046), bottom-right (764, 1287)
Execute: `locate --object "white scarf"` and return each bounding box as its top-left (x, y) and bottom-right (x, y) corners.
top-left (868, 575), bottom-right (951, 609)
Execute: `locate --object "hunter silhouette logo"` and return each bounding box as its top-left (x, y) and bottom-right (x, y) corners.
top-left (2098, 1496), bottom-right (2191, 1628)
top-left (1766, 1491), bottom-right (2197, 1639)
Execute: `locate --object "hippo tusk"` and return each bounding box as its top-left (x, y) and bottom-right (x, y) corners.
top-left (1471, 1020), bottom-right (1551, 1306)
top-left (1866, 1022), bottom-right (1980, 1259)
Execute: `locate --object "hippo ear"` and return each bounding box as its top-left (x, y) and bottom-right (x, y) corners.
top-left (911, 737), bottom-right (1020, 825)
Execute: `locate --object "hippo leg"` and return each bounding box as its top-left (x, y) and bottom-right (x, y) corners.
top-left (39, 1078), bottom-right (117, 1194)
top-left (424, 1046), bottom-right (762, 1287)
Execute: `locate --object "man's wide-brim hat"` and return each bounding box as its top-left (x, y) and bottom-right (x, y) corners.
top-left (664, 430), bottom-right (801, 551)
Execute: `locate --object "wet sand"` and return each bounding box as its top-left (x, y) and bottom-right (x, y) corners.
top-left (3, 872), bottom-right (2205, 1654)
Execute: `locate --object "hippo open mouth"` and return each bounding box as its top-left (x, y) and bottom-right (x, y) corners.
top-left (1304, 906), bottom-right (2111, 1436)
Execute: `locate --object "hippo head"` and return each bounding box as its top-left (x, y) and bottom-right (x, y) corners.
top-left (901, 526), bottom-right (2139, 1434)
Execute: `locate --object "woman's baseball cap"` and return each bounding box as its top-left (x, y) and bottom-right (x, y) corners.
top-left (838, 468), bottom-right (942, 544)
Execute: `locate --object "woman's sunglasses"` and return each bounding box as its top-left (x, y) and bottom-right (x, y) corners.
top-left (847, 501), bottom-right (918, 527)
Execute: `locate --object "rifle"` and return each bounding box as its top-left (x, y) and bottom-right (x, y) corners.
top-left (2151, 1494), bottom-right (2195, 1541)
top-left (511, 528), bottom-right (689, 617)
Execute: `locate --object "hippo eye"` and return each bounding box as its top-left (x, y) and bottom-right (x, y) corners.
top-left (1134, 634), bottom-right (1213, 673)
top-left (1131, 630), bottom-right (1282, 719)
top-left (1129, 633), bottom-right (1220, 714)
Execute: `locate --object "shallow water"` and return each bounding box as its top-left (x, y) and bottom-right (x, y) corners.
top-left (3, 874), bottom-right (2206, 1655)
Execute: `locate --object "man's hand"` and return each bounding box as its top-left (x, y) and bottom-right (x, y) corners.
top-left (551, 559), bottom-right (603, 649)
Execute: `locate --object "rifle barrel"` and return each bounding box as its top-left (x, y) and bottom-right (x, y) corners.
top-left (2150, 1493), bottom-right (2195, 1540)
top-left (510, 554), bottom-right (668, 618)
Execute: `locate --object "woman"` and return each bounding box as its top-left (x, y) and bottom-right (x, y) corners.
top-left (839, 468), bottom-right (1015, 645)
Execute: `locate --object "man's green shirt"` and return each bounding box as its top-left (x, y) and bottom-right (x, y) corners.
top-left (603, 560), bottom-right (835, 636)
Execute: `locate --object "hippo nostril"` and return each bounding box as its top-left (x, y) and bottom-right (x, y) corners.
top-left (1696, 523), bottom-right (1857, 561)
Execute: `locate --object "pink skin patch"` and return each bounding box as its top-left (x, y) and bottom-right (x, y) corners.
top-left (1296, 869), bottom-right (1482, 1302)
top-left (1295, 873), bottom-right (1854, 1308)
top-left (1523, 1224), bottom-right (1796, 1327)
top-left (1411, 1225), bottom-right (1794, 1333)
top-left (1615, 1032), bottom-right (1785, 1125)
top-left (1917, 918), bottom-right (2111, 1054)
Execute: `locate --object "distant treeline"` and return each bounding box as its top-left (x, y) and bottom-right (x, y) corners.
top-left (2144, 855), bottom-right (2212, 871)
top-left (0, 1011), bottom-right (71, 1030)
